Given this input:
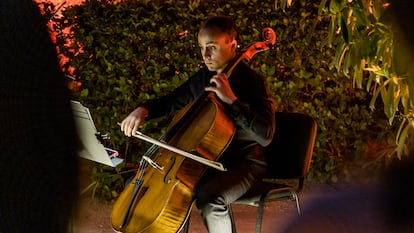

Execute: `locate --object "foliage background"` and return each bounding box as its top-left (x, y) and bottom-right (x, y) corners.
top-left (40, 0), bottom-right (404, 199)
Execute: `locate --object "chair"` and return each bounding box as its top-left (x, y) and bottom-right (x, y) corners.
top-left (183, 112), bottom-right (317, 233)
top-left (229, 112), bottom-right (317, 233)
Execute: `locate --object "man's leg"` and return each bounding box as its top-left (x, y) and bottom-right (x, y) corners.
top-left (195, 160), bottom-right (266, 233)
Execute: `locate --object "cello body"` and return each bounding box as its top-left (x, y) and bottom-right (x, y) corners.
top-left (111, 94), bottom-right (235, 233)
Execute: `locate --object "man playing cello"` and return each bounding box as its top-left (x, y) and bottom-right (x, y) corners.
top-left (120, 15), bottom-right (276, 233)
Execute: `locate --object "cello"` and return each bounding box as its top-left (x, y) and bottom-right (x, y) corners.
top-left (111, 27), bottom-right (276, 233)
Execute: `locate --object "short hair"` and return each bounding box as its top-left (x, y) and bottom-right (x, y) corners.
top-left (199, 15), bottom-right (238, 41)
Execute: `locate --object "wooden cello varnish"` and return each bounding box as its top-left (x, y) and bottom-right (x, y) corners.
top-left (111, 93), bottom-right (235, 233)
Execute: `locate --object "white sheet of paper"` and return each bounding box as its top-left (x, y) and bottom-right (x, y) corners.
top-left (71, 101), bottom-right (123, 167)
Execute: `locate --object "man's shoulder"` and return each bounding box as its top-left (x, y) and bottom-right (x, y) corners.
top-left (234, 61), bottom-right (265, 80)
top-left (189, 67), bottom-right (215, 81)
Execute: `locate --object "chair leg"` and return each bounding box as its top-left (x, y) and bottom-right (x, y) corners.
top-left (229, 204), bottom-right (237, 233)
top-left (292, 192), bottom-right (301, 214)
top-left (254, 195), bottom-right (267, 233)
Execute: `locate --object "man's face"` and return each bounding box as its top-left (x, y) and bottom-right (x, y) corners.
top-left (198, 28), bottom-right (236, 73)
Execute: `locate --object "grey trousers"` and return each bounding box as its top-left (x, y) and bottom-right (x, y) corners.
top-left (195, 158), bottom-right (266, 233)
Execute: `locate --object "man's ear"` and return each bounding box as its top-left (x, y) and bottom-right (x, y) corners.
top-left (231, 39), bottom-right (237, 52)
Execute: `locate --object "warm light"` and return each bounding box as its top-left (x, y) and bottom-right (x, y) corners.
top-left (35, 0), bottom-right (85, 6)
top-left (35, 0), bottom-right (86, 85)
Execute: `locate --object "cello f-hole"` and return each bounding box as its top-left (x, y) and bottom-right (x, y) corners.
top-left (164, 156), bottom-right (176, 184)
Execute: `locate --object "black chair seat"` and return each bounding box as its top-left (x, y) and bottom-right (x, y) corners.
top-left (235, 182), bottom-right (296, 206)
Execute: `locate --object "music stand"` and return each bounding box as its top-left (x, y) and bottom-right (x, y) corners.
top-left (71, 101), bottom-right (123, 167)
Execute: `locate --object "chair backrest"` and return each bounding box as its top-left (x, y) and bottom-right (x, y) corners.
top-left (264, 112), bottom-right (317, 181)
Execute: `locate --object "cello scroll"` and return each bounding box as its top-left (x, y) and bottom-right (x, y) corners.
top-left (225, 27), bottom-right (276, 76)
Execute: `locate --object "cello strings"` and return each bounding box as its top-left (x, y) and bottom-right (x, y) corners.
top-left (132, 133), bottom-right (166, 184)
top-left (135, 142), bottom-right (161, 183)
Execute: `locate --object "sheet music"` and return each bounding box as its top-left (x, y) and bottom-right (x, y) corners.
top-left (71, 101), bottom-right (123, 167)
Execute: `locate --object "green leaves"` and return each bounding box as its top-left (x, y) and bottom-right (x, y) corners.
top-left (46, 0), bottom-right (408, 192)
top-left (328, 0), bottom-right (413, 159)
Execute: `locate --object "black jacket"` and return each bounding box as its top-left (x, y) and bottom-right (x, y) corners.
top-left (142, 62), bottom-right (276, 164)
